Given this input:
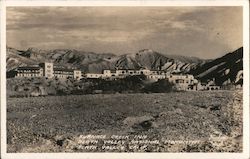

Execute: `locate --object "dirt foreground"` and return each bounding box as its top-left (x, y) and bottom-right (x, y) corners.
top-left (7, 90), bottom-right (243, 152)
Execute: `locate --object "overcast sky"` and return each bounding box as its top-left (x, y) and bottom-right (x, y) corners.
top-left (7, 7), bottom-right (242, 59)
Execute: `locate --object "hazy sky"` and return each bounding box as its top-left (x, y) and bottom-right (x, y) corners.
top-left (7, 7), bottom-right (242, 59)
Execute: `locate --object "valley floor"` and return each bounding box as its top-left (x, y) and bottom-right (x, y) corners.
top-left (7, 90), bottom-right (243, 152)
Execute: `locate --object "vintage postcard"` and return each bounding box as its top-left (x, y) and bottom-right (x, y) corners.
top-left (0, 0), bottom-right (249, 159)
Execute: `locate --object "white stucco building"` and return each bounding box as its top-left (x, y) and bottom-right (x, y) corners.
top-left (16, 66), bottom-right (44, 77)
top-left (15, 62), bottom-right (82, 80)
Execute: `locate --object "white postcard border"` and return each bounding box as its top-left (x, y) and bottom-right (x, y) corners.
top-left (1, 1), bottom-right (249, 159)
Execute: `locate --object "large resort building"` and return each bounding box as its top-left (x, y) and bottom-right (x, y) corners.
top-left (16, 62), bottom-right (82, 80)
top-left (15, 62), bottom-right (222, 91)
top-left (16, 66), bottom-right (44, 78)
top-left (85, 69), bottom-right (204, 91)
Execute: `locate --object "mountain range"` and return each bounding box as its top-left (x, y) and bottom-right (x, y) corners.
top-left (6, 46), bottom-right (243, 86)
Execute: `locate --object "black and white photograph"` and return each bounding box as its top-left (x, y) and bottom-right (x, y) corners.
top-left (1, 1), bottom-right (249, 158)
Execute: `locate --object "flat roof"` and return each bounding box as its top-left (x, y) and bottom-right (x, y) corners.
top-left (17, 66), bottom-right (41, 70)
top-left (54, 68), bottom-right (74, 72)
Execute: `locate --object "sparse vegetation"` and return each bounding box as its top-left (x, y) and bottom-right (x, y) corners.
top-left (7, 90), bottom-right (242, 152)
top-left (7, 75), bottom-right (176, 97)
top-left (143, 79), bottom-right (174, 93)
top-left (86, 75), bottom-right (147, 93)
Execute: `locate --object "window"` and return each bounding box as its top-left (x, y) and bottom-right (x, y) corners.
top-left (176, 79), bottom-right (184, 83)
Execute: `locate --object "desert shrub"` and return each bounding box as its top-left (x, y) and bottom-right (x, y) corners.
top-left (71, 89), bottom-right (88, 95)
top-left (56, 89), bottom-right (69, 96)
top-left (6, 70), bottom-right (17, 78)
top-left (143, 79), bottom-right (174, 93)
top-left (34, 81), bottom-right (42, 85)
top-left (86, 75), bottom-right (146, 93)
top-left (24, 88), bottom-right (30, 91)
top-left (14, 86), bottom-right (19, 91)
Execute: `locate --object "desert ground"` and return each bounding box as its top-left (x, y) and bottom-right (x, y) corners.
top-left (7, 90), bottom-right (242, 152)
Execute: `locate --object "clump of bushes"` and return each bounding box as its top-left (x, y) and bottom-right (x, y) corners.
top-left (85, 75), bottom-right (146, 94)
top-left (7, 75), bottom-right (175, 97)
top-left (143, 79), bottom-right (174, 93)
top-left (81, 76), bottom-right (174, 94)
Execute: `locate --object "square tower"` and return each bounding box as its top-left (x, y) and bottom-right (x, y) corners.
top-left (43, 62), bottom-right (54, 78)
top-left (73, 70), bottom-right (82, 80)
top-left (103, 70), bottom-right (111, 77)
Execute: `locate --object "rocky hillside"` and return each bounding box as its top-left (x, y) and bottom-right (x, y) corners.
top-left (6, 47), bottom-right (38, 71)
top-left (6, 47), bottom-right (205, 73)
top-left (189, 47), bottom-right (243, 86)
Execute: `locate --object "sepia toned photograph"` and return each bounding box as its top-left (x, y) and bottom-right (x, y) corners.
top-left (3, 3), bottom-right (247, 156)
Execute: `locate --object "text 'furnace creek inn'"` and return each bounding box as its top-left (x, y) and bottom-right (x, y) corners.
top-left (14, 62), bottom-right (225, 91)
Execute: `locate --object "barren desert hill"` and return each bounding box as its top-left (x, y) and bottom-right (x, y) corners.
top-left (113, 49), bottom-right (206, 73)
top-left (189, 47), bottom-right (243, 86)
top-left (6, 46), bottom-right (39, 71)
top-left (7, 47), bottom-right (116, 72)
top-left (6, 47), bottom-right (206, 73)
